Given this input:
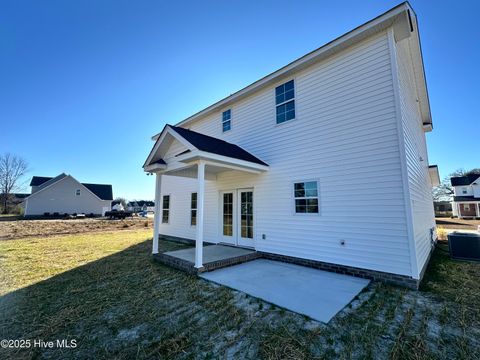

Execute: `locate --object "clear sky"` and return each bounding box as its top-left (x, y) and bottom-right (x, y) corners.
top-left (2, 0), bottom-right (479, 199)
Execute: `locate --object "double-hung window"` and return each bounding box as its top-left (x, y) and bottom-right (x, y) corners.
top-left (294, 181), bottom-right (319, 213)
top-left (222, 109), bottom-right (231, 132)
top-left (162, 195), bottom-right (170, 223)
top-left (191, 193), bottom-right (197, 226)
top-left (275, 80), bottom-right (295, 124)
top-left (75, 189), bottom-right (81, 196)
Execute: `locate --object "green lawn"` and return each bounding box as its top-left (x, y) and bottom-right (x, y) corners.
top-left (1, 231), bottom-right (479, 359)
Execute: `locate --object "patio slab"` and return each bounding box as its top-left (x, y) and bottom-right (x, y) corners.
top-left (200, 259), bottom-right (370, 323)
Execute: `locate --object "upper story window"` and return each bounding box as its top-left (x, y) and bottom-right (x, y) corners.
top-left (294, 181), bottom-right (319, 214)
top-left (75, 189), bottom-right (81, 196)
top-left (222, 109), bottom-right (231, 132)
top-left (275, 80), bottom-right (295, 124)
top-left (162, 195), bottom-right (170, 224)
top-left (462, 187), bottom-right (468, 194)
top-left (191, 192), bottom-right (197, 226)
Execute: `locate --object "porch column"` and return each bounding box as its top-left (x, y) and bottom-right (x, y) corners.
top-left (195, 161), bottom-right (205, 268)
top-left (152, 173), bottom-right (162, 254)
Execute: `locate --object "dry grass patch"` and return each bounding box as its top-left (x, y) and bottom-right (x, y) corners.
top-left (0, 232), bottom-right (479, 359)
top-left (0, 218), bottom-right (153, 240)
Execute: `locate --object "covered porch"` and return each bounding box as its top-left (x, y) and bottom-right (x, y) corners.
top-left (143, 125), bottom-right (269, 270)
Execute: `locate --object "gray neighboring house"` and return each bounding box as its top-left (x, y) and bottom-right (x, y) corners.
top-left (24, 173), bottom-right (113, 216)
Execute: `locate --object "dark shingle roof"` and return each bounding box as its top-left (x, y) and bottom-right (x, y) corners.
top-left (451, 174), bottom-right (480, 186)
top-left (453, 196), bottom-right (479, 202)
top-left (30, 176), bottom-right (54, 186)
top-left (29, 175), bottom-right (113, 200)
top-left (169, 125), bottom-right (268, 166)
top-left (128, 200), bottom-right (155, 207)
top-left (82, 183), bottom-right (113, 201)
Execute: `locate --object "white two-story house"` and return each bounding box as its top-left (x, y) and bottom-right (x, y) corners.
top-left (451, 174), bottom-right (480, 219)
top-left (143, 3), bottom-right (439, 288)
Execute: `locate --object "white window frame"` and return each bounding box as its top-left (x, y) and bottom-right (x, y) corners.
top-left (162, 194), bottom-right (170, 224)
top-left (292, 179), bottom-right (320, 215)
top-left (190, 192), bottom-right (197, 226)
top-left (222, 109), bottom-right (232, 132)
top-left (275, 79), bottom-right (296, 125)
top-left (462, 187), bottom-right (468, 194)
top-left (75, 189), bottom-right (81, 196)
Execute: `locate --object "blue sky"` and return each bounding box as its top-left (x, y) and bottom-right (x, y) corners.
top-left (1, 0), bottom-right (479, 199)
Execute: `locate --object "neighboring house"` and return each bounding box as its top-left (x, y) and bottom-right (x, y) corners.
top-left (143, 3), bottom-right (439, 288)
top-left (24, 173), bottom-right (113, 216)
top-left (127, 201), bottom-right (141, 212)
top-left (111, 200), bottom-right (125, 212)
top-left (451, 174), bottom-right (480, 219)
top-left (142, 201), bottom-right (155, 212)
top-left (127, 200), bottom-right (155, 213)
top-left (433, 201), bottom-right (452, 217)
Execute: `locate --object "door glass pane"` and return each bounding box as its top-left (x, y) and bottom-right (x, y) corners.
top-left (240, 191), bottom-right (253, 239)
top-left (223, 193), bottom-right (233, 236)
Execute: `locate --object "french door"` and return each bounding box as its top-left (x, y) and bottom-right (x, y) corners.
top-left (220, 188), bottom-right (254, 248)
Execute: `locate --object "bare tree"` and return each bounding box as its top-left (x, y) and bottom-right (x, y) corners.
top-left (0, 153), bottom-right (28, 214)
top-left (465, 168), bottom-right (480, 176)
top-left (432, 168), bottom-right (480, 202)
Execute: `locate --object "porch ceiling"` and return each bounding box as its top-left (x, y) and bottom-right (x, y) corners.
top-left (162, 162), bottom-right (262, 180)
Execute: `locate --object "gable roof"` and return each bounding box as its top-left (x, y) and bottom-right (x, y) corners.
top-left (82, 183), bottom-right (113, 201)
top-left (28, 175), bottom-right (113, 200)
top-left (168, 125), bottom-right (268, 166)
top-left (30, 176), bottom-right (55, 186)
top-left (151, 2), bottom-right (430, 137)
top-left (31, 173), bottom-right (67, 191)
top-left (451, 174), bottom-right (480, 186)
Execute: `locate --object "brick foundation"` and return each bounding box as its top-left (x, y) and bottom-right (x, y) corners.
top-left (154, 235), bottom-right (424, 289)
top-left (259, 252), bottom-right (419, 289)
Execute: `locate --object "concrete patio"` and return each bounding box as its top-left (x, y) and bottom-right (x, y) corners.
top-left (200, 259), bottom-right (370, 323)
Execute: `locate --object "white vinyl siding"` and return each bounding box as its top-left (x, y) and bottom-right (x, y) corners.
top-left (394, 32), bottom-right (435, 278)
top-left (156, 30), bottom-right (415, 277)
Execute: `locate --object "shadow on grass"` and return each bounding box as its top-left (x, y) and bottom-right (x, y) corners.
top-left (0, 239), bottom-right (247, 359)
top-left (1, 240), bottom-right (479, 360)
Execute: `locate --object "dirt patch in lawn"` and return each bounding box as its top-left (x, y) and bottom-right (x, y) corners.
top-left (436, 217), bottom-right (480, 230)
top-left (1, 231), bottom-right (479, 359)
top-left (0, 218), bottom-right (153, 240)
